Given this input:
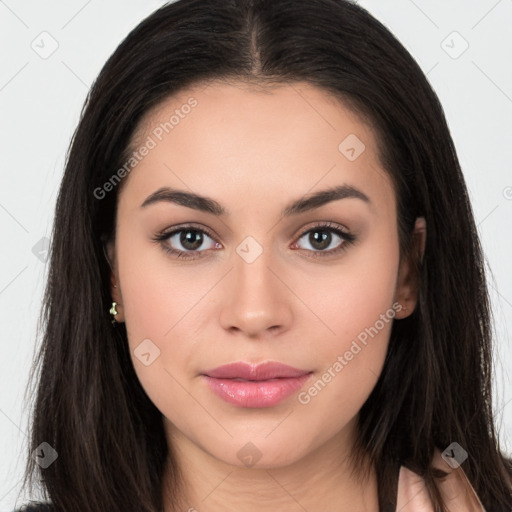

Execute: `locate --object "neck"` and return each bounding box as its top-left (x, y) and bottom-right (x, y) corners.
top-left (162, 418), bottom-right (379, 512)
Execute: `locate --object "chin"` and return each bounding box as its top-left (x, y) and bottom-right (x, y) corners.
top-left (210, 438), bottom-right (308, 470)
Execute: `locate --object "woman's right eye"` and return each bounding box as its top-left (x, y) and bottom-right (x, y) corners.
top-left (153, 225), bottom-right (221, 259)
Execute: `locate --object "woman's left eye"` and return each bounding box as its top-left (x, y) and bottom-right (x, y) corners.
top-left (153, 222), bottom-right (355, 260)
top-left (292, 222), bottom-right (356, 258)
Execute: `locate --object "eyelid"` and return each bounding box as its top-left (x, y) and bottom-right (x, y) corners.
top-left (294, 220), bottom-right (351, 239)
top-left (156, 222), bottom-right (219, 243)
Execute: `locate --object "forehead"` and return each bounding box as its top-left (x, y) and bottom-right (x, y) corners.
top-left (132, 80), bottom-right (375, 154)
top-left (121, 80), bottom-right (394, 216)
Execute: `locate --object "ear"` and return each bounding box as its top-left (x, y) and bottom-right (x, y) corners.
top-left (103, 238), bottom-right (125, 323)
top-left (394, 217), bottom-right (426, 320)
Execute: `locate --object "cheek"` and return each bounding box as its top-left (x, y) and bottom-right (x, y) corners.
top-left (117, 225), bottom-right (209, 343)
top-left (295, 239), bottom-right (400, 420)
top-left (115, 231), bottom-right (237, 428)
top-left (304, 237), bottom-right (399, 350)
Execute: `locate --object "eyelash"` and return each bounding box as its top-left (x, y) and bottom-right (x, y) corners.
top-left (152, 221), bottom-right (356, 260)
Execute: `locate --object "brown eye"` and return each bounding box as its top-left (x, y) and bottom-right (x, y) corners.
top-left (293, 222), bottom-right (356, 257)
top-left (176, 230), bottom-right (206, 251)
top-left (154, 224), bottom-right (220, 259)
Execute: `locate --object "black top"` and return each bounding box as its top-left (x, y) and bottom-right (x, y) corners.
top-left (12, 505), bottom-right (54, 511)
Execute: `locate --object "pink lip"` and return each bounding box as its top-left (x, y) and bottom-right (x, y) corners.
top-left (202, 362), bottom-right (312, 408)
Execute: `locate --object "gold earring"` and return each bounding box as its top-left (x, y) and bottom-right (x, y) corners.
top-left (109, 302), bottom-right (118, 324)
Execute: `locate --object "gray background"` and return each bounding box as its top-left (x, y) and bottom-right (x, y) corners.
top-left (1, 0), bottom-right (511, 508)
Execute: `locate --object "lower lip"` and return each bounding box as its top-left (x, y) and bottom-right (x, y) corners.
top-left (203, 374), bottom-right (312, 408)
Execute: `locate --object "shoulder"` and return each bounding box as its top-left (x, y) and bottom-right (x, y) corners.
top-left (396, 448), bottom-right (486, 511)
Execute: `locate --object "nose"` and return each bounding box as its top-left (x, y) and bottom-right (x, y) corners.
top-left (219, 246), bottom-right (294, 339)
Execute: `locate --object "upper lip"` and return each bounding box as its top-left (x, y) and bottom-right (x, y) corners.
top-left (203, 361), bottom-right (310, 380)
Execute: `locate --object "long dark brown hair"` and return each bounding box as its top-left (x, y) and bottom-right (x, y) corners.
top-left (19, 0), bottom-right (512, 510)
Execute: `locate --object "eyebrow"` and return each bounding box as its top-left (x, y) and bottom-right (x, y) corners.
top-left (140, 184), bottom-right (370, 217)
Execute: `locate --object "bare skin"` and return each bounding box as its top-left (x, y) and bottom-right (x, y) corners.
top-left (107, 80), bottom-right (426, 511)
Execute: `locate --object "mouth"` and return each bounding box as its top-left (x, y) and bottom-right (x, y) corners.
top-left (201, 361), bottom-right (313, 408)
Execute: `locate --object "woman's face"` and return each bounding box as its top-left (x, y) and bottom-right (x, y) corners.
top-left (108, 81), bottom-right (420, 468)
